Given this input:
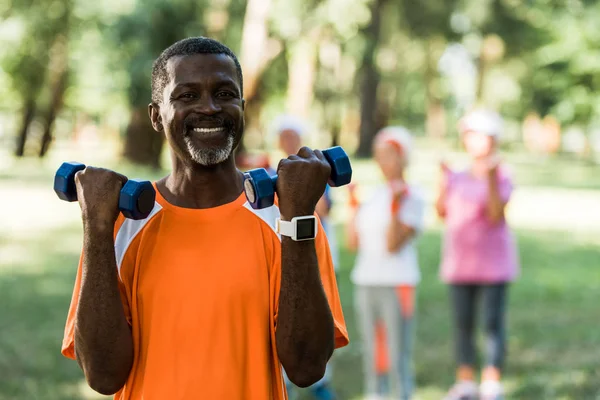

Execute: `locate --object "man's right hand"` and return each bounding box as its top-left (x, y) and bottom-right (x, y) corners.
top-left (75, 167), bottom-right (127, 231)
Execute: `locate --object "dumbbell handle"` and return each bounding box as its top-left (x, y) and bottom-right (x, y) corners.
top-left (265, 174), bottom-right (279, 188)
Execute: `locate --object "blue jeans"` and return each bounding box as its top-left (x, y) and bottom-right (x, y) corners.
top-left (284, 363), bottom-right (335, 400)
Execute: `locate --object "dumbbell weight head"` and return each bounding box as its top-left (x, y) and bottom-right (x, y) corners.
top-left (119, 180), bottom-right (156, 220)
top-left (243, 169), bottom-right (277, 210)
top-left (54, 162), bottom-right (86, 202)
top-left (322, 146), bottom-right (352, 187)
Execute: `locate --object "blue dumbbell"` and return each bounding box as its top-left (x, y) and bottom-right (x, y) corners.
top-left (243, 146), bottom-right (352, 210)
top-left (54, 162), bottom-right (156, 220)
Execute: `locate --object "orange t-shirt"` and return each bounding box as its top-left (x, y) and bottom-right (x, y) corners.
top-left (61, 187), bottom-right (348, 400)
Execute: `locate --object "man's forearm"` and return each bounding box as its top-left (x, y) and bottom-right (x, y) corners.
top-left (75, 227), bottom-right (133, 395)
top-left (276, 238), bottom-right (334, 387)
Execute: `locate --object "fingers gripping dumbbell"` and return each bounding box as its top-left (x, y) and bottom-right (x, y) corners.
top-left (53, 162), bottom-right (156, 220)
top-left (243, 146), bottom-right (352, 210)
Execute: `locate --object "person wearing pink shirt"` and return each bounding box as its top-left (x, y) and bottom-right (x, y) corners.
top-left (437, 109), bottom-right (519, 400)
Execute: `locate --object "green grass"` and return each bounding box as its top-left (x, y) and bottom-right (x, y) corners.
top-left (321, 228), bottom-right (600, 400)
top-left (1, 144), bottom-right (600, 399)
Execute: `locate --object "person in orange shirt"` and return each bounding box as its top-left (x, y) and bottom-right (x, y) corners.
top-left (61, 36), bottom-right (349, 400)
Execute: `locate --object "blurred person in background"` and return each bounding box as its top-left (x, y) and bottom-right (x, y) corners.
top-left (274, 115), bottom-right (339, 400)
top-left (436, 109), bottom-right (519, 400)
top-left (346, 127), bottom-right (426, 400)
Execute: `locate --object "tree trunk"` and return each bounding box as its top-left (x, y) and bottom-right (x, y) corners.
top-left (476, 34), bottom-right (505, 104)
top-left (237, 74), bottom-right (266, 155)
top-left (330, 121), bottom-right (340, 147)
top-left (285, 37), bottom-right (317, 119)
top-left (123, 106), bottom-right (164, 169)
top-left (39, 9), bottom-right (70, 158)
top-left (39, 68), bottom-right (68, 158)
top-left (237, 0), bottom-right (281, 154)
top-left (475, 55), bottom-right (487, 103)
top-left (239, 0), bottom-right (273, 100)
top-left (424, 39), bottom-right (446, 138)
top-left (356, 0), bottom-right (386, 158)
top-left (15, 98), bottom-right (36, 157)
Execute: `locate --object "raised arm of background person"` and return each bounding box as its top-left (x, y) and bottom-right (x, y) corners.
top-left (387, 189), bottom-right (425, 253)
top-left (486, 163), bottom-right (509, 224)
top-left (345, 184), bottom-right (360, 252)
top-left (387, 219), bottom-right (416, 253)
top-left (435, 161), bottom-right (450, 219)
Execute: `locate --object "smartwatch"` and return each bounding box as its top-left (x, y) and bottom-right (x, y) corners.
top-left (276, 216), bottom-right (318, 241)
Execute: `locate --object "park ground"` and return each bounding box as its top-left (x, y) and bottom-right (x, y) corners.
top-left (1, 139), bottom-right (599, 399)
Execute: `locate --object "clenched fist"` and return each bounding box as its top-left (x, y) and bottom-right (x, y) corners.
top-left (276, 147), bottom-right (331, 220)
top-left (75, 167), bottom-right (127, 231)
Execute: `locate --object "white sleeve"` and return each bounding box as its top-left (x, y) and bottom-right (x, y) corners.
top-left (398, 191), bottom-right (426, 233)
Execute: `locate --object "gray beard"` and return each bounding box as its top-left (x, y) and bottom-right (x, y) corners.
top-left (184, 134), bottom-right (235, 166)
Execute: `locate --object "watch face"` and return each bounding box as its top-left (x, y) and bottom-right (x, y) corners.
top-left (296, 217), bottom-right (316, 240)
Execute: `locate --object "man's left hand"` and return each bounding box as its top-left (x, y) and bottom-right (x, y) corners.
top-left (276, 147), bottom-right (331, 220)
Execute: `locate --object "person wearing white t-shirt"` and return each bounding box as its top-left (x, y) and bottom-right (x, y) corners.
top-left (347, 127), bottom-right (425, 400)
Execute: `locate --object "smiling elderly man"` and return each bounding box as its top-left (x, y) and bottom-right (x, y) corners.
top-left (61, 37), bottom-right (348, 400)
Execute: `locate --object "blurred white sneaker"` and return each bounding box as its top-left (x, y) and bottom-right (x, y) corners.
top-left (442, 380), bottom-right (479, 400)
top-left (479, 380), bottom-right (504, 400)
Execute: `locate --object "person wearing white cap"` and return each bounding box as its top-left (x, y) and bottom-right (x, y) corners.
top-left (346, 126), bottom-right (426, 400)
top-left (437, 108), bottom-right (519, 400)
top-left (273, 115), bottom-right (339, 400)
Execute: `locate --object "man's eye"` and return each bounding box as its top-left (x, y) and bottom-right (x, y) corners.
top-left (180, 93), bottom-right (197, 99)
top-left (216, 91), bottom-right (234, 99)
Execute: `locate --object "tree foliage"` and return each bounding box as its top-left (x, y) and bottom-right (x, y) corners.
top-left (2, 0), bottom-right (599, 161)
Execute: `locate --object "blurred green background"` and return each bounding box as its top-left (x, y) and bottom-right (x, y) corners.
top-left (1, 0), bottom-right (600, 399)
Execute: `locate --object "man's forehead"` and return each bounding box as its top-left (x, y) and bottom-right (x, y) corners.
top-left (165, 53), bottom-right (238, 86)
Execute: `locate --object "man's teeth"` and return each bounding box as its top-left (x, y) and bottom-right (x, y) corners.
top-left (193, 127), bottom-right (225, 133)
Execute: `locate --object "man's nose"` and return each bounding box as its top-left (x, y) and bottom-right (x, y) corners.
top-left (194, 93), bottom-right (221, 115)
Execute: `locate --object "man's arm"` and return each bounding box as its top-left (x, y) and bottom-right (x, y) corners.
top-left (71, 167), bottom-right (134, 395)
top-left (274, 147), bottom-right (337, 387)
top-left (276, 233), bottom-right (334, 388)
top-left (74, 226), bottom-right (133, 395)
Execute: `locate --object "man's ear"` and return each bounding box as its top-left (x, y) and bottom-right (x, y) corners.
top-left (148, 102), bottom-right (163, 132)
